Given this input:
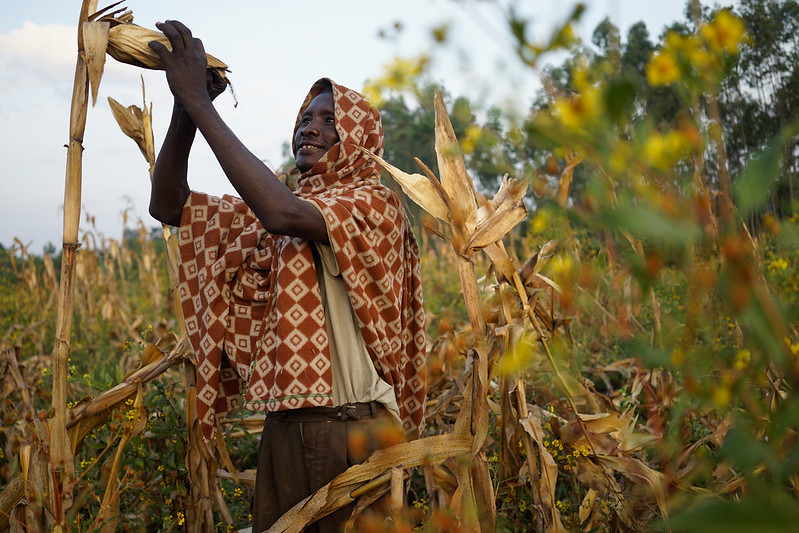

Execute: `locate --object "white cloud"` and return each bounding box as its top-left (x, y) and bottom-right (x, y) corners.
top-left (0, 21), bottom-right (75, 75)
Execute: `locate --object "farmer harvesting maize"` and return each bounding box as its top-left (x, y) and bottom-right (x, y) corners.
top-left (147, 20), bottom-right (426, 532)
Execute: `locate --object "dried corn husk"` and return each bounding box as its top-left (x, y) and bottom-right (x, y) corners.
top-left (90, 4), bottom-right (230, 83)
top-left (433, 91), bottom-right (477, 229)
top-left (467, 176), bottom-right (528, 251)
top-left (83, 21), bottom-right (109, 105)
top-left (108, 96), bottom-right (147, 156)
top-left (356, 147), bottom-right (449, 221)
top-left (104, 22), bottom-right (229, 81)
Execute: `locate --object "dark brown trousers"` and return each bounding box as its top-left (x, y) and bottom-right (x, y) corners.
top-left (252, 402), bottom-right (395, 533)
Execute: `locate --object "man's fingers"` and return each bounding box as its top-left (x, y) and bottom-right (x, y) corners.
top-left (192, 37), bottom-right (207, 62)
top-left (167, 20), bottom-right (195, 51)
top-left (148, 40), bottom-right (168, 60)
top-left (156, 21), bottom-right (184, 54)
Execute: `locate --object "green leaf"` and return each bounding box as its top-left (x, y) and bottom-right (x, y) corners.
top-left (600, 204), bottom-right (701, 246)
top-left (719, 425), bottom-right (768, 471)
top-left (742, 297), bottom-right (787, 367)
top-left (658, 493), bottom-right (799, 532)
top-left (605, 78), bottom-right (636, 122)
top-left (734, 142), bottom-right (782, 215)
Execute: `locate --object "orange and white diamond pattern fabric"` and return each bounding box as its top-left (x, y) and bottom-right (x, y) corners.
top-left (177, 79), bottom-right (426, 441)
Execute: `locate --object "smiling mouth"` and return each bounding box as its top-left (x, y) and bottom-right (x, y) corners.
top-left (299, 143), bottom-right (321, 151)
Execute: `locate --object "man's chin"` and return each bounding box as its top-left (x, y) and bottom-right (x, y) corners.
top-left (296, 156), bottom-right (323, 174)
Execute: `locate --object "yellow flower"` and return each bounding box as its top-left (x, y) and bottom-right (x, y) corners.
top-left (553, 87), bottom-right (601, 132)
top-left (531, 212), bottom-right (547, 233)
top-left (769, 258), bottom-right (789, 272)
top-left (643, 130), bottom-right (690, 169)
top-left (713, 385), bottom-right (731, 407)
top-left (701, 11), bottom-right (746, 54)
top-left (461, 124), bottom-right (483, 154)
top-left (646, 52), bottom-right (681, 86)
top-left (550, 255), bottom-right (573, 277)
top-left (665, 32), bottom-right (692, 53)
top-left (177, 511), bottom-right (185, 526)
top-left (733, 349), bottom-right (750, 371)
top-left (689, 47), bottom-right (719, 73)
top-left (363, 55), bottom-right (429, 107)
top-left (609, 141), bottom-right (631, 173)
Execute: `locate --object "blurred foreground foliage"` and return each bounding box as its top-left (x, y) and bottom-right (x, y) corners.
top-left (364, 0), bottom-right (799, 530)
top-left (2, 0), bottom-right (799, 531)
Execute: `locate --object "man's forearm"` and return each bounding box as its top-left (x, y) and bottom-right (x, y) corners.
top-left (183, 98), bottom-right (329, 243)
top-left (149, 103), bottom-right (196, 226)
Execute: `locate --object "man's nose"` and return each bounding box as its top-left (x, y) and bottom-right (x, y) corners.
top-left (301, 118), bottom-right (321, 135)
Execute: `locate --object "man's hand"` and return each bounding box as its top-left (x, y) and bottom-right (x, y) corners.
top-left (149, 20), bottom-right (221, 108)
top-left (207, 70), bottom-right (227, 101)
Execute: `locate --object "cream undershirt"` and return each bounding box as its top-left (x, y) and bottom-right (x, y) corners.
top-left (312, 241), bottom-right (400, 423)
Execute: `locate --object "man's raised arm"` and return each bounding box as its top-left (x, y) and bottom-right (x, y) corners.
top-left (148, 20), bottom-right (329, 243)
top-left (149, 102), bottom-right (195, 227)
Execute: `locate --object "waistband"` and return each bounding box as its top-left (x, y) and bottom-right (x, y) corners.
top-left (266, 401), bottom-right (384, 423)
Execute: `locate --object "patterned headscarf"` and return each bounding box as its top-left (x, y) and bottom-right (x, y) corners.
top-left (177, 79), bottom-right (426, 441)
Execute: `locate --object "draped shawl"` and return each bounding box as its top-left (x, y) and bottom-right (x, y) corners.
top-left (177, 79), bottom-right (426, 441)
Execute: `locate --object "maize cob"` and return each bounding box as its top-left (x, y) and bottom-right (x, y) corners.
top-left (105, 22), bottom-right (230, 82)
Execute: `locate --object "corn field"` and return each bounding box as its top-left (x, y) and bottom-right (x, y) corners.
top-left (3, 1), bottom-right (799, 532)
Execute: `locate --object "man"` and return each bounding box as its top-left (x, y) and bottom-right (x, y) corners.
top-left (148, 21), bottom-right (426, 532)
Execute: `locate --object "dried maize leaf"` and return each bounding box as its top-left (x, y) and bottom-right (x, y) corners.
top-left (487, 174), bottom-right (528, 213)
top-left (83, 21), bottom-right (109, 106)
top-left (468, 200), bottom-right (527, 251)
top-left (19, 446), bottom-right (30, 486)
top-left (357, 147), bottom-right (449, 221)
top-left (614, 414), bottom-right (660, 453)
top-left (467, 176), bottom-right (527, 250)
top-left (434, 91), bottom-right (476, 228)
top-left (105, 22), bottom-right (230, 82)
top-left (596, 455), bottom-right (668, 519)
top-left (80, 0), bottom-right (100, 29)
top-left (267, 434), bottom-right (473, 532)
top-left (518, 239), bottom-right (559, 285)
top-left (413, 156), bottom-right (454, 213)
top-left (107, 97), bottom-right (147, 159)
top-left (579, 488), bottom-right (599, 530)
top-left (483, 241), bottom-right (517, 282)
top-left (90, 382), bottom-right (147, 533)
top-left (557, 152), bottom-right (582, 206)
top-left (89, 1), bottom-right (127, 22)
top-left (520, 413), bottom-right (568, 533)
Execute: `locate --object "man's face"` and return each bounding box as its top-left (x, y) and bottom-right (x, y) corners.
top-left (294, 90), bottom-right (340, 173)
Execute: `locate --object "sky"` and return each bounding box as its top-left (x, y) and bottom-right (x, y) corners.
top-left (0, 0), bottom-right (692, 253)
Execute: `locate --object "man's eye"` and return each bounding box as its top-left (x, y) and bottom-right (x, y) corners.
top-left (325, 117), bottom-right (335, 124)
